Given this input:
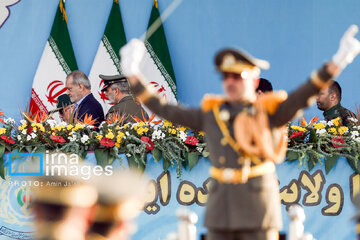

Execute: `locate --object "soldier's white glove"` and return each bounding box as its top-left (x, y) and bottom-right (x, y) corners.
top-left (120, 38), bottom-right (146, 76)
top-left (332, 25), bottom-right (360, 70)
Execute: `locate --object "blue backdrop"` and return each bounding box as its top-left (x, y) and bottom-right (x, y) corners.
top-left (0, 0), bottom-right (360, 120)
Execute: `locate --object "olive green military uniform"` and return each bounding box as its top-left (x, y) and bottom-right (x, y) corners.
top-left (106, 95), bottom-right (149, 122)
top-left (130, 62), bottom-right (333, 240)
top-left (323, 103), bottom-right (356, 126)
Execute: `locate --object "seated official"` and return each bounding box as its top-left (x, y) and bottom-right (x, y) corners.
top-left (48, 94), bottom-right (75, 123)
top-left (316, 80), bottom-right (356, 126)
top-left (65, 71), bottom-right (105, 127)
top-left (100, 74), bottom-right (148, 123)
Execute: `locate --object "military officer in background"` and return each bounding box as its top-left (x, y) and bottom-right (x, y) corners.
top-left (100, 74), bottom-right (149, 122)
top-left (119, 25), bottom-right (360, 240)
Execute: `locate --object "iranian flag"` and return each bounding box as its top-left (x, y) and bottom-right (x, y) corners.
top-left (29, 0), bottom-right (77, 118)
top-left (88, 0), bottom-right (127, 114)
top-left (140, 0), bottom-right (177, 105)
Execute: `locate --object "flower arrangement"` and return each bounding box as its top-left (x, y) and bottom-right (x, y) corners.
top-left (287, 115), bottom-right (360, 174)
top-left (0, 112), bottom-right (208, 179)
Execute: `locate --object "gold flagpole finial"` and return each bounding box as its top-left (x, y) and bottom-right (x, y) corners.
top-left (59, 0), bottom-right (68, 23)
top-left (153, 0), bottom-right (158, 8)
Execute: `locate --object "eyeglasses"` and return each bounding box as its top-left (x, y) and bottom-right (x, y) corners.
top-left (221, 71), bottom-right (249, 81)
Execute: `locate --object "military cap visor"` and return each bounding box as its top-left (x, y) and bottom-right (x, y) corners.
top-left (99, 74), bottom-right (128, 92)
top-left (48, 94), bottom-right (73, 114)
top-left (215, 48), bottom-right (270, 74)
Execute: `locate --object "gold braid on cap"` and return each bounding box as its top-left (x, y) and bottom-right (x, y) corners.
top-left (233, 92), bottom-right (289, 164)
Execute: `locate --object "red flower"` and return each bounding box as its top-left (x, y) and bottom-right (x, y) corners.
top-left (100, 137), bottom-right (115, 147)
top-left (185, 136), bottom-right (199, 145)
top-left (332, 136), bottom-right (345, 148)
top-left (1, 135), bottom-right (15, 144)
top-left (141, 136), bottom-right (154, 151)
top-left (50, 135), bottom-right (66, 143)
top-left (289, 131), bottom-right (304, 139)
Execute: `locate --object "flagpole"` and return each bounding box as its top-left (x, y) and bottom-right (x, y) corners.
top-left (140, 0), bottom-right (183, 41)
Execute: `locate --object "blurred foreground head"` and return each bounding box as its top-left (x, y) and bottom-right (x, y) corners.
top-left (87, 170), bottom-right (149, 240)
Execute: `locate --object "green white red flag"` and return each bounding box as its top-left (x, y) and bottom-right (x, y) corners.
top-left (88, 0), bottom-right (127, 114)
top-left (29, 0), bottom-right (78, 119)
top-left (141, 0), bottom-right (177, 105)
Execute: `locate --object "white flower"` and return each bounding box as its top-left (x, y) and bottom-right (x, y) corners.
top-left (20, 119), bottom-right (27, 125)
top-left (178, 131), bottom-right (187, 142)
top-left (31, 133), bottom-right (37, 139)
top-left (196, 146), bottom-right (203, 152)
top-left (26, 135), bottom-right (31, 141)
top-left (319, 120), bottom-right (327, 125)
top-left (348, 117), bottom-right (359, 123)
top-left (125, 131), bottom-right (130, 136)
top-left (81, 135), bottom-right (89, 144)
top-left (152, 130), bottom-right (165, 140)
top-left (69, 135), bottom-right (77, 142)
top-left (355, 137), bottom-right (360, 143)
top-left (150, 123), bottom-right (155, 127)
top-left (21, 130), bottom-right (26, 135)
top-left (46, 120), bottom-right (57, 128)
top-left (316, 129), bottom-right (327, 135)
top-left (327, 121), bottom-right (334, 126)
top-left (351, 131), bottom-right (359, 137)
top-left (4, 118), bottom-right (15, 124)
top-left (17, 135), bottom-right (21, 141)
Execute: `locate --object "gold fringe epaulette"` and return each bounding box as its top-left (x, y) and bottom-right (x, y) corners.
top-left (201, 94), bottom-right (226, 112)
top-left (255, 90), bottom-right (288, 115)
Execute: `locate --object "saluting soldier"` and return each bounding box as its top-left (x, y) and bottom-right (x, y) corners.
top-left (119, 25), bottom-right (360, 240)
top-left (87, 171), bottom-right (148, 240)
top-left (100, 74), bottom-right (149, 122)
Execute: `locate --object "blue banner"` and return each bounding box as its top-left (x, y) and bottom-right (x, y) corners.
top-left (0, 153), bottom-right (357, 240)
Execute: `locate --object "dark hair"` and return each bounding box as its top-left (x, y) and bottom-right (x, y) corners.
top-left (329, 81), bottom-right (342, 102)
top-left (256, 78), bottom-right (273, 93)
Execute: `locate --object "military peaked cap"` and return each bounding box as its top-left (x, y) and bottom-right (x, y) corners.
top-left (215, 48), bottom-right (270, 74)
top-left (99, 74), bottom-right (128, 92)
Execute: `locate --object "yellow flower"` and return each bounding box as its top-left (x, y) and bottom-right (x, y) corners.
top-left (32, 127), bottom-right (37, 132)
top-left (177, 126), bottom-right (186, 131)
top-left (18, 126), bottom-right (23, 131)
top-left (138, 122), bottom-right (145, 127)
top-left (199, 131), bottom-right (205, 136)
top-left (0, 128), bottom-right (6, 135)
top-left (117, 131), bottom-right (125, 138)
top-left (106, 132), bottom-right (115, 139)
top-left (123, 124), bottom-right (128, 129)
top-left (171, 129), bottom-right (177, 135)
top-left (97, 135), bottom-right (103, 141)
top-left (115, 143), bottom-right (120, 148)
top-left (163, 121), bottom-right (172, 127)
top-left (313, 123), bottom-right (325, 129)
top-left (67, 125), bottom-right (74, 130)
top-left (327, 127), bottom-right (337, 135)
top-left (133, 125), bottom-right (138, 130)
top-left (332, 117), bottom-right (341, 127)
top-left (338, 126), bottom-right (349, 135)
top-left (116, 125), bottom-right (120, 130)
top-left (143, 127), bottom-right (149, 133)
top-left (291, 126), bottom-right (307, 132)
top-left (137, 128), bottom-right (144, 135)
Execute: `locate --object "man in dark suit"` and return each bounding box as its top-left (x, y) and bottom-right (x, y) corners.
top-left (65, 71), bottom-right (105, 127)
top-left (99, 74), bottom-right (148, 122)
top-left (120, 25), bottom-right (360, 240)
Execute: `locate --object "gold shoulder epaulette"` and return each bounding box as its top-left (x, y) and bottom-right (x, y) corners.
top-left (201, 94), bottom-right (226, 112)
top-left (256, 90), bottom-right (288, 115)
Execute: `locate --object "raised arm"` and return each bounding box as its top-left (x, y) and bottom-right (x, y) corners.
top-left (120, 39), bottom-right (204, 131)
top-left (270, 25), bottom-right (360, 127)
